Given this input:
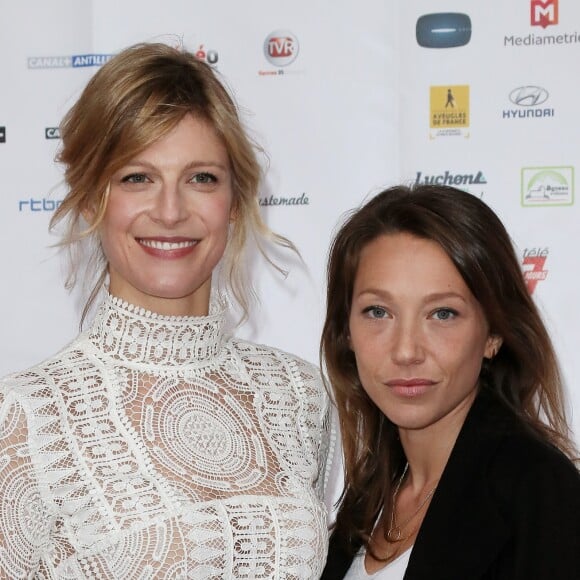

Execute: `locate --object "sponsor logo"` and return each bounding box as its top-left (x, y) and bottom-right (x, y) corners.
top-left (521, 166), bottom-right (574, 206)
top-left (259, 30), bottom-right (300, 76)
top-left (18, 198), bottom-right (63, 212)
top-left (264, 31), bottom-right (299, 66)
top-left (414, 170), bottom-right (486, 187)
top-left (505, 0), bottom-right (580, 46)
top-left (45, 127), bottom-right (60, 139)
top-left (416, 13), bottom-right (472, 48)
top-left (194, 44), bottom-right (219, 66)
top-left (0, 126), bottom-right (5, 143)
top-left (522, 247), bottom-right (549, 294)
top-left (503, 86), bottom-right (554, 119)
top-left (27, 53), bottom-right (114, 69)
top-left (429, 85), bottom-right (470, 138)
top-left (531, 0), bottom-right (558, 28)
top-left (259, 192), bottom-right (309, 207)
top-left (510, 86), bottom-right (549, 106)
top-left (504, 31), bottom-right (579, 46)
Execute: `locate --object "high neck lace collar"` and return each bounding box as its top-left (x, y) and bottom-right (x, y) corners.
top-left (88, 294), bottom-right (227, 367)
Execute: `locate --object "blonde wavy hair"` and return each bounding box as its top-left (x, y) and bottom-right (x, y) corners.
top-left (51, 42), bottom-right (292, 322)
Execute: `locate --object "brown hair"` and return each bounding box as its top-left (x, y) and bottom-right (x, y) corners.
top-left (51, 42), bottom-right (292, 321)
top-left (321, 184), bottom-right (577, 557)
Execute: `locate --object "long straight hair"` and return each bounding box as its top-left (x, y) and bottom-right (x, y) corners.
top-left (321, 184), bottom-right (577, 556)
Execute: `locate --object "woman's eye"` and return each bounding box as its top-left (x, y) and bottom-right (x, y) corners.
top-left (191, 172), bottom-right (217, 184)
top-left (362, 306), bottom-right (388, 319)
top-left (431, 308), bottom-right (458, 321)
top-left (121, 173), bottom-right (149, 184)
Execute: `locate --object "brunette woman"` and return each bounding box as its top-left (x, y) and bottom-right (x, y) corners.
top-left (321, 185), bottom-right (579, 579)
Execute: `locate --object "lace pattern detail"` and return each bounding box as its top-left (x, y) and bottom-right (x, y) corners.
top-left (89, 294), bottom-right (226, 366)
top-left (0, 297), bottom-right (329, 578)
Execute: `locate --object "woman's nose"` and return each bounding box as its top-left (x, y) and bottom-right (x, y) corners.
top-left (151, 183), bottom-right (188, 226)
top-left (390, 321), bottom-right (425, 366)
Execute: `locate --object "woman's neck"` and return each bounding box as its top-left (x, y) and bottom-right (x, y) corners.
top-left (397, 391), bottom-right (476, 489)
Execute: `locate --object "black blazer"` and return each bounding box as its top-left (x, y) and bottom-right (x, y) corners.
top-left (322, 391), bottom-right (580, 579)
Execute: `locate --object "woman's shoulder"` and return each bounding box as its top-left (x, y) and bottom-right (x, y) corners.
top-left (475, 402), bottom-right (580, 575)
top-left (469, 400), bottom-right (580, 520)
top-left (229, 337), bottom-right (322, 384)
top-left (227, 338), bottom-right (330, 432)
top-left (0, 360), bottom-right (53, 398)
top-left (0, 361), bottom-right (55, 431)
top-left (491, 419), bottom-right (579, 490)
top-left (449, 391), bottom-right (580, 534)
top-left (467, 391), bottom-right (578, 484)
top-left (0, 333), bottom-right (90, 397)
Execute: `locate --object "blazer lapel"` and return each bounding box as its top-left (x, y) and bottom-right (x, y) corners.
top-left (404, 392), bottom-right (513, 580)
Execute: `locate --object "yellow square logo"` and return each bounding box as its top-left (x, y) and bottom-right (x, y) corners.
top-left (430, 85), bottom-right (470, 130)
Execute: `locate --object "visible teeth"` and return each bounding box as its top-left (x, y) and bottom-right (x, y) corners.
top-left (139, 240), bottom-right (196, 250)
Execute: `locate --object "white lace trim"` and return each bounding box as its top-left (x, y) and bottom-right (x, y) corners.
top-left (88, 294), bottom-right (227, 366)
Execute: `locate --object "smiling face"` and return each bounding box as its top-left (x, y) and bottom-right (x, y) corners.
top-left (349, 232), bottom-right (501, 439)
top-left (96, 114), bottom-right (233, 316)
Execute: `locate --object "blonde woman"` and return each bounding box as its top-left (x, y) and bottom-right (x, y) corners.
top-left (0, 43), bottom-right (330, 578)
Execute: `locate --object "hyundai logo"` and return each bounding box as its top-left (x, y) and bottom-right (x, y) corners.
top-left (416, 13), bottom-right (472, 48)
top-left (509, 86), bottom-right (549, 107)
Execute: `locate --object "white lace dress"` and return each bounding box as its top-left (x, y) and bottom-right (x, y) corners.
top-left (0, 295), bottom-right (331, 579)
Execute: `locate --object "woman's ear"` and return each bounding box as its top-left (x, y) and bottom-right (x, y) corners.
top-left (484, 334), bottom-right (503, 359)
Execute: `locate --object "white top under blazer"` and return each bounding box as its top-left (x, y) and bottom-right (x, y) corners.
top-left (344, 548), bottom-right (412, 580)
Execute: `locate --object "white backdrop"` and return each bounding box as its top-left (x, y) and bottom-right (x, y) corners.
top-left (1, 0), bottom-right (578, 444)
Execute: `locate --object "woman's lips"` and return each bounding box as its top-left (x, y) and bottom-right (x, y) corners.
top-left (385, 378), bottom-right (437, 397)
top-left (137, 237), bottom-right (198, 259)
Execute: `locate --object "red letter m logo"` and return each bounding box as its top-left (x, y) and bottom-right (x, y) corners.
top-left (531, 0), bottom-right (558, 28)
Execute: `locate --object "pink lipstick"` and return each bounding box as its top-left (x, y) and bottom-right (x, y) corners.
top-left (385, 378), bottom-right (436, 398)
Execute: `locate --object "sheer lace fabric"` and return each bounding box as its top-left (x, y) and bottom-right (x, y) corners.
top-left (0, 295), bottom-right (330, 578)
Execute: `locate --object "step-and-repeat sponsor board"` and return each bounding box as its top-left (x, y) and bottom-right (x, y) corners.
top-left (1, 0), bottom-right (578, 443)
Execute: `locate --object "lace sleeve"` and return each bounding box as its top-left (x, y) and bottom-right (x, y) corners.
top-left (286, 356), bottom-right (332, 501)
top-left (0, 384), bottom-right (53, 578)
top-left (322, 405), bottom-right (343, 524)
